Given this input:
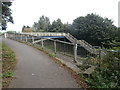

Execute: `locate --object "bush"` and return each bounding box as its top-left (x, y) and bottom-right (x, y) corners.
top-left (82, 50), bottom-right (120, 88)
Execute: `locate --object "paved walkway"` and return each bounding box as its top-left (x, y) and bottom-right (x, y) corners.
top-left (2, 38), bottom-right (78, 88)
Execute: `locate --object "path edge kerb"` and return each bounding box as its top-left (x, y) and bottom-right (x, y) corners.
top-left (9, 38), bottom-right (88, 88)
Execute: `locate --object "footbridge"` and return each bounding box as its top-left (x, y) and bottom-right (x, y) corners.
top-left (4, 32), bottom-right (102, 55)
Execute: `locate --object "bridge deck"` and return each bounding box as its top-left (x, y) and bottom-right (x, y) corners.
top-left (21, 32), bottom-right (66, 37)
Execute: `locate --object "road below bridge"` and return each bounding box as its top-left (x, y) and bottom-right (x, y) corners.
top-left (2, 38), bottom-right (79, 88)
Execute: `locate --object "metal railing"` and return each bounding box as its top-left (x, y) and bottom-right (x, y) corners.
top-left (5, 32), bottom-right (105, 55)
top-left (21, 32), bottom-right (66, 36)
top-left (64, 33), bottom-right (98, 55)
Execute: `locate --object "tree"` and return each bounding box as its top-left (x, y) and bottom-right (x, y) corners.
top-left (6, 30), bottom-right (16, 33)
top-left (117, 27), bottom-right (120, 41)
top-left (48, 18), bottom-right (64, 32)
top-left (22, 25), bottom-right (32, 32)
top-left (26, 26), bottom-right (30, 28)
top-left (71, 13), bottom-right (117, 47)
top-left (22, 25), bottom-right (26, 32)
top-left (32, 22), bottom-right (38, 32)
top-left (1, 1), bottom-right (13, 30)
top-left (32, 15), bottom-right (50, 32)
top-left (62, 22), bottom-right (72, 33)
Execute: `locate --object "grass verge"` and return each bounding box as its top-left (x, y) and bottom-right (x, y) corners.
top-left (2, 43), bottom-right (16, 88)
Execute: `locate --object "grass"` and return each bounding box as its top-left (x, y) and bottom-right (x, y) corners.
top-left (1, 43), bottom-right (16, 88)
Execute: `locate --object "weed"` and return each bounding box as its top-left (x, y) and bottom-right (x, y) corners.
top-left (49, 53), bottom-right (56, 57)
top-left (2, 43), bottom-right (16, 88)
top-left (3, 71), bottom-right (14, 78)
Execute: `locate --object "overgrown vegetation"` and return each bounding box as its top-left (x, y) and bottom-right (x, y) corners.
top-left (79, 43), bottom-right (120, 88)
top-left (2, 43), bottom-right (16, 88)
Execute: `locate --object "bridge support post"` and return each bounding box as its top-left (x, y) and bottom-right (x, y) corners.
top-left (54, 40), bottom-right (57, 54)
top-left (74, 44), bottom-right (77, 63)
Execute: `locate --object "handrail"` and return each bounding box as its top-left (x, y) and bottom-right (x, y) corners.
top-left (21, 32), bottom-right (66, 36)
top-left (65, 33), bottom-right (78, 43)
top-left (7, 32), bottom-right (99, 55)
top-left (64, 33), bottom-right (98, 54)
top-left (80, 40), bottom-right (95, 49)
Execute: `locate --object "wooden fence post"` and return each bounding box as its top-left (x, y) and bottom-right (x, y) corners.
top-left (54, 40), bottom-right (57, 54)
top-left (14, 33), bottom-right (15, 40)
top-left (25, 36), bottom-right (27, 42)
top-left (4, 33), bottom-right (7, 38)
top-left (63, 38), bottom-right (66, 55)
top-left (74, 44), bottom-right (77, 63)
top-left (16, 33), bottom-right (18, 40)
top-left (42, 39), bottom-right (44, 48)
top-left (21, 35), bottom-right (22, 40)
top-left (32, 36), bottom-right (34, 43)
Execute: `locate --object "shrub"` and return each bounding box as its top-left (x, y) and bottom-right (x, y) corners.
top-left (82, 50), bottom-right (120, 88)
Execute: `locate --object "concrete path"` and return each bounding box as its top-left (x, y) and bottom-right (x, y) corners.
top-left (2, 38), bottom-right (78, 88)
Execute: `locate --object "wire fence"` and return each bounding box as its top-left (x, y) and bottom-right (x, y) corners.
top-left (43, 39), bottom-right (74, 56)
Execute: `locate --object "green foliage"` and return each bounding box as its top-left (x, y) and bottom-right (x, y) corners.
top-left (78, 41), bottom-right (120, 88)
top-left (110, 41), bottom-right (120, 50)
top-left (49, 53), bottom-right (56, 57)
top-left (31, 13), bottom-right (118, 48)
top-left (70, 13), bottom-right (117, 47)
top-left (3, 71), bottom-right (14, 78)
top-left (1, 1), bottom-right (14, 30)
top-left (82, 48), bottom-right (120, 88)
top-left (48, 19), bottom-right (65, 32)
top-left (32, 16), bottom-right (70, 32)
top-left (6, 30), bottom-right (16, 33)
top-left (22, 25), bottom-right (32, 32)
top-left (32, 15), bottom-right (50, 32)
top-left (117, 28), bottom-right (120, 41)
top-left (22, 25), bottom-right (26, 32)
top-left (2, 43), bottom-right (16, 87)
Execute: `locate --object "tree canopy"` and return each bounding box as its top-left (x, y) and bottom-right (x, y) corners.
top-left (117, 28), bottom-right (120, 41)
top-left (22, 25), bottom-right (32, 32)
top-left (32, 17), bottom-right (69, 32)
top-left (48, 19), bottom-right (65, 32)
top-left (31, 13), bottom-right (118, 47)
top-left (32, 15), bottom-right (50, 32)
top-left (70, 13), bottom-right (117, 47)
top-left (1, 1), bottom-right (13, 30)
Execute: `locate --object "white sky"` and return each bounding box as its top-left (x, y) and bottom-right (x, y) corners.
top-left (6, 0), bottom-right (119, 32)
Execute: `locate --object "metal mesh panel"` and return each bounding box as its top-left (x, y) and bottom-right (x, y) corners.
top-left (77, 45), bottom-right (90, 58)
top-left (43, 39), bottom-right (54, 51)
top-left (56, 41), bottom-right (74, 56)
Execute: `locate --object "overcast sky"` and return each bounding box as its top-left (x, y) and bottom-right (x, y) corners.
top-left (6, 0), bottom-right (119, 32)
